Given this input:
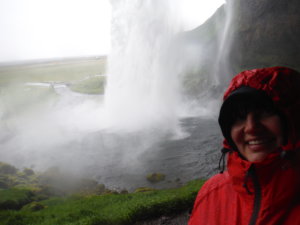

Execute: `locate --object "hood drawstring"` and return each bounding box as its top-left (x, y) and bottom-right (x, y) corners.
top-left (243, 165), bottom-right (254, 195)
top-left (219, 148), bottom-right (231, 173)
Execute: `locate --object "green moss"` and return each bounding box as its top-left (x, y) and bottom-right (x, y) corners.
top-left (0, 189), bottom-right (34, 210)
top-left (0, 162), bottom-right (42, 190)
top-left (0, 179), bottom-right (205, 225)
top-left (134, 187), bottom-right (156, 193)
top-left (22, 201), bottom-right (46, 212)
top-left (0, 161), bottom-right (110, 199)
top-left (0, 175), bottom-right (13, 189)
top-left (146, 173), bottom-right (166, 183)
top-left (0, 162), bottom-right (17, 175)
top-left (22, 168), bottom-right (34, 176)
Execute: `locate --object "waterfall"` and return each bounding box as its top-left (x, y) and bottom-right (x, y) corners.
top-left (103, 0), bottom-right (188, 133)
top-left (213, 0), bottom-right (235, 85)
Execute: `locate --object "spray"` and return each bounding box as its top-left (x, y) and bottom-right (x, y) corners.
top-left (103, 0), bottom-right (189, 135)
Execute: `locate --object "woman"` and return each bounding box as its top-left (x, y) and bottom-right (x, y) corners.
top-left (188, 67), bottom-right (300, 225)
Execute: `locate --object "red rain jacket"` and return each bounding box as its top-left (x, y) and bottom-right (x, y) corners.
top-left (189, 67), bottom-right (300, 225)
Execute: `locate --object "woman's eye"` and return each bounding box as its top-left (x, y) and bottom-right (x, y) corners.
top-left (232, 117), bottom-right (245, 126)
top-left (258, 110), bottom-right (275, 119)
top-left (236, 114), bottom-right (247, 121)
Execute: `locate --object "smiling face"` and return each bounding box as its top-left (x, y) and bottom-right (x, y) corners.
top-left (230, 110), bottom-right (284, 162)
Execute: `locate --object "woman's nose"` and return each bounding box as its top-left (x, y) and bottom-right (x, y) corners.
top-left (244, 112), bottom-right (260, 133)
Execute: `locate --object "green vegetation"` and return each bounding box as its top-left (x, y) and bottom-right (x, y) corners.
top-left (0, 162), bottom-right (18, 175)
top-left (0, 57), bottom-right (107, 98)
top-left (0, 189), bottom-right (34, 210)
top-left (0, 57), bottom-right (106, 85)
top-left (0, 161), bottom-right (204, 225)
top-left (0, 163), bottom-right (39, 189)
top-left (0, 179), bottom-right (204, 225)
top-left (0, 57), bottom-right (107, 118)
top-left (134, 187), bottom-right (156, 193)
top-left (0, 162), bottom-right (106, 198)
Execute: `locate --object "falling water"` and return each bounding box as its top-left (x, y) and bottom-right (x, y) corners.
top-left (213, 0), bottom-right (235, 84)
top-left (103, 0), bottom-right (187, 134)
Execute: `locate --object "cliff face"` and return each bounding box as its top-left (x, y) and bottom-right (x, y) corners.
top-left (185, 0), bottom-right (300, 94)
top-left (229, 0), bottom-right (300, 72)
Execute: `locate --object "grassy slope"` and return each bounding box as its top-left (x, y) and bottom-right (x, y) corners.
top-left (0, 180), bottom-right (204, 225)
top-left (0, 189), bottom-right (34, 210)
top-left (0, 58), bottom-right (107, 95)
top-left (0, 58), bottom-right (106, 85)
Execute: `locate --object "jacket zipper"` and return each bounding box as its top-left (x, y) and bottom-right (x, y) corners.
top-left (248, 166), bottom-right (262, 225)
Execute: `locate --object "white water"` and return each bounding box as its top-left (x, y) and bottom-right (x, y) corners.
top-left (213, 1), bottom-right (235, 84)
top-left (103, 0), bottom-right (224, 133)
top-left (104, 0), bottom-right (182, 133)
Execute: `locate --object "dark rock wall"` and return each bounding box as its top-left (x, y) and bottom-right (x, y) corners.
top-left (184, 0), bottom-right (300, 96)
top-left (229, 0), bottom-right (300, 73)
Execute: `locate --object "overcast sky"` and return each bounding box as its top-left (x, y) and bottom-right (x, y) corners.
top-left (0, 0), bottom-right (224, 63)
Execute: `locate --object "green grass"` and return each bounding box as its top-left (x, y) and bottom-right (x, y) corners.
top-left (0, 57), bottom-right (106, 86)
top-left (0, 189), bottom-right (34, 210)
top-left (0, 58), bottom-right (107, 116)
top-left (0, 179), bottom-right (205, 225)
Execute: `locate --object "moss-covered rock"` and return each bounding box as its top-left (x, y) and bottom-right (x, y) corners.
top-left (0, 162), bottom-right (41, 191)
top-left (0, 162), bottom-right (17, 175)
top-left (0, 175), bottom-right (12, 188)
top-left (22, 168), bottom-right (34, 176)
top-left (0, 162), bottom-right (105, 198)
top-left (146, 173), bottom-right (166, 183)
top-left (22, 201), bottom-right (46, 211)
top-left (134, 187), bottom-right (156, 193)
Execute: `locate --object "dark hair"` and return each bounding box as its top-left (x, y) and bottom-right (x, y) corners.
top-left (218, 86), bottom-right (287, 149)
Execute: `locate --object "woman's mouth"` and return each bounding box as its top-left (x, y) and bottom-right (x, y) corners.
top-left (246, 138), bottom-right (276, 151)
top-left (247, 139), bottom-right (271, 145)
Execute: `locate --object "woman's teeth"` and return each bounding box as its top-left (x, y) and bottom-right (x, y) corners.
top-left (248, 139), bottom-right (269, 145)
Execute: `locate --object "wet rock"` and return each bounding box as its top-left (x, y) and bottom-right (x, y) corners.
top-left (146, 173), bottom-right (166, 183)
top-left (134, 187), bottom-right (156, 193)
top-left (0, 162), bottom-right (17, 175)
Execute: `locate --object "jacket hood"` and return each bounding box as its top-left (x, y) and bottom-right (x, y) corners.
top-left (219, 66), bottom-right (300, 152)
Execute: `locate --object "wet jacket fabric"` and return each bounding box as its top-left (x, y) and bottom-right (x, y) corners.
top-left (188, 67), bottom-right (300, 225)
